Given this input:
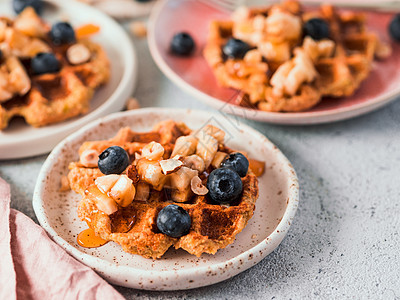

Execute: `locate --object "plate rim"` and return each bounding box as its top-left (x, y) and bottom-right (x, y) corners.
top-left (147, 0), bottom-right (400, 125)
top-left (0, 0), bottom-right (137, 159)
top-left (32, 107), bottom-right (299, 290)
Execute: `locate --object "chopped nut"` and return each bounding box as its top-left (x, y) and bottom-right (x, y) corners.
top-left (129, 21), bottom-right (147, 38)
top-left (171, 135), bottom-right (198, 157)
top-left (141, 141), bottom-right (164, 161)
top-left (259, 41), bottom-right (291, 63)
top-left (79, 149), bottom-right (99, 167)
top-left (171, 188), bottom-right (193, 203)
top-left (134, 182), bottom-right (150, 202)
top-left (5, 27), bottom-right (50, 57)
top-left (86, 185), bottom-right (118, 215)
top-left (265, 8), bottom-right (301, 43)
top-left (197, 125), bottom-right (225, 143)
top-left (109, 175), bottom-right (136, 207)
top-left (211, 151), bottom-right (229, 169)
top-left (196, 133), bottom-right (218, 168)
top-left (191, 176), bottom-right (208, 195)
top-left (375, 41), bottom-right (392, 60)
top-left (168, 166), bottom-right (198, 192)
top-left (126, 97), bottom-right (140, 110)
top-left (5, 56), bottom-right (31, 97)
top-left (67, 43), bottom-right (91, 65)
top-left (14, 7), bottom-right (48, 38)
top-left (302, 37), bottom-right (334, 62)
top-left (171, 155), bottom-right (184, 161)
top-left (95, 174), bottom-right (120, 194)
top-left (271, 47), bottom-right (317, 96)
top-left (59, 175), bottom-right (70, 192)
top-left (159, 158), bottom-right (183, 175)
top-left (136, 158), bottom-right (167, 191)
top-left (244, 49), bottom-right (262, 63)
top-left (183, 155), bottom-right (205, 173)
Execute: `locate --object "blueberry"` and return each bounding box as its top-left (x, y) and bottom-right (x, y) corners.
top-left (98, 146), bottom-right (130, 175)
top-left (13, 0), bottom-right (43, 15)
top-left (31, 53), bottom-right (60, 75)
top-left (222, 38), bottom-right (251, 59)
top-left (156, 205), bottom-right (191, 238)
top-left (207, 168), bottom-right (243, 204)
top-left (303, 18), bottom-right (330, 41)
top-left (389, 14), bottom-right (400, 42)
top-left (171, 32), bottom-right (195, 56)
top-left (221, 153), bottom-right (249, 177)
top-left (50, 22), bottom-right (76, 46)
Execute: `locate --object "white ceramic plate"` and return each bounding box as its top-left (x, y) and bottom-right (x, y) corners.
top-left (148, 0), bottom-right (400, 125)
top-left (86, 0), bottom-right (157, 20)
top-left (33, 108), bottom-right (299, 290)
top-left (0, 0), bottom-right (137, 159)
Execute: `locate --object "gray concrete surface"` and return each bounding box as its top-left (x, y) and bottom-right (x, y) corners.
top-left (1, 31), bottom-right (400, 300)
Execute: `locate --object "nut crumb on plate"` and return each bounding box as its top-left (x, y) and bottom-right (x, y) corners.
top-left (59, 175), bottom-right (70, 192)
top-left (126, 97), bottom-right (140, 110)
top-left (129, 21), bottom-right (147, 38)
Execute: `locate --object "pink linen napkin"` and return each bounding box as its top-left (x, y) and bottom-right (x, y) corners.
top-left (0, 177), bottom-right (124, 300)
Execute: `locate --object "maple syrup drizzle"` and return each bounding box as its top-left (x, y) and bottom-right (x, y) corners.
top-left (249, 159), bottom-right (265, 177)
top-left (109, 205), bottom-right (136, 233)
top-left (77, 228), bottom-right (108, 248)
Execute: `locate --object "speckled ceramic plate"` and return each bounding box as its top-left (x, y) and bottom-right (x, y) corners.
top-left (33, 108), bottom-right (299, 290)
top-left (0, 0), bottom-right (137, 159)
top-left (148, 0), bottom-right (400, 125)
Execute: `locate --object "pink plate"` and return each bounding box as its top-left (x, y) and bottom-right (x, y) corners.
top-left (148, 0), bottom-right (400, 124)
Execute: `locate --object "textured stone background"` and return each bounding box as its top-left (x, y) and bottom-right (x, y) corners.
top-left (1, 31), bottom-right (400, 300)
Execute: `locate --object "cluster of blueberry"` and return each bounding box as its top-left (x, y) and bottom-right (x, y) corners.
top-left (11, 0), bottom-right (78, 75)
top-left (95, 145), bottom-right (250, 239)
top-left (32, 22), bottom-right (76, 75)
top-left (158, 152), bottom-right (249, 238)
top-left (170, 15), bottom-right (400, 59)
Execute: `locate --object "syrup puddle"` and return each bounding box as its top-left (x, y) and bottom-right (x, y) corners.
top-left (77, 228), bottom-right (108, 248)
top-left (249, 159), bottom-right (265, 177)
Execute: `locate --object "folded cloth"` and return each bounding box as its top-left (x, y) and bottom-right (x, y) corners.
top-left (0, 178), bottom-right (124, 300)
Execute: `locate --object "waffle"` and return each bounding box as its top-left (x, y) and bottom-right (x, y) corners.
top-left (204, 0), bottom-right (390, 112)
top-left (0, 8), bottom-right (109, 129)
top-left (67, 120), bottom-right (259, 259)
top-left (310, 5), bottom-right (377, 97)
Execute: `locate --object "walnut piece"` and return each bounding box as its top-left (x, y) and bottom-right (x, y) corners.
top-left (79, 149), bottom-right (99, 168)
top-left (159, 158), bottom-right (183, 175)
top-left (141, 141), bottom-right (165, 161)
top-left (108, 175), bottom-right (136, 207)
top-left (67, 43), bottom-right (91, 65)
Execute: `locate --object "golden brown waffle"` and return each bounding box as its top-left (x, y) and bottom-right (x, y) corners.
top-left (68, 120), bottom-right (259, 259)
top-left (0, 8), bottom-right (109, 129)
top-left (311, 5), bottom-right (377, 97)
top-left (204, 0), bottom-right (389, 112)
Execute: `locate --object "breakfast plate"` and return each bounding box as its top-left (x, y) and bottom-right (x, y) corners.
top-left (148, 0), bottom-right (400, 125)
top-left (33, 108), bottom-right (299, 290)
top-left (0, 0), bottom-right (137, 159)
